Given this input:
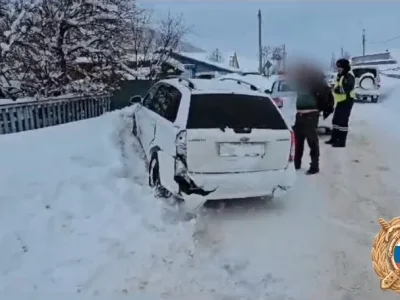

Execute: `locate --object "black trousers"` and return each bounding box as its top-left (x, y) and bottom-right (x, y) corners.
top-left (331, 100), bottom-right (354, 146)
top-left (293, 111), bottom-right (320, 169)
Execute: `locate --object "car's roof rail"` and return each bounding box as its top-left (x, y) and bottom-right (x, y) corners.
top-left (219, 77), bottom-right (259, 91)
top-left (166, 76), bottom-right (196, 89)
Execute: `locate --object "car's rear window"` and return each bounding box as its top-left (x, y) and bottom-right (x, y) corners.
top-left (186, 93), bottom-right (288, 130)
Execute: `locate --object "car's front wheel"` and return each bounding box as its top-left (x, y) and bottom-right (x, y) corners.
top-left (149, 154), bottom-right (172, 198)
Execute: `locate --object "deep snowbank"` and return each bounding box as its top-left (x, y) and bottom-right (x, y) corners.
top-left (0, 109), bottom-right (200, 297)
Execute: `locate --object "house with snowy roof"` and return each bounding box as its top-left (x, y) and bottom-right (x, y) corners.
top-left (351, 50), bottom-right (397, 67)
top-left (167, 51), bottom-right (240, 78)
top-left (350, 49), bottom-right (400, 77)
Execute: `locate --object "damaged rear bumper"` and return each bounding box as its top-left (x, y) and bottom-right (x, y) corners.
top-left (175, 164), bottom-right (296, 201)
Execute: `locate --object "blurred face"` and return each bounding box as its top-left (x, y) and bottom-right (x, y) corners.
top-left (337, 67), bottom-right (344, 74)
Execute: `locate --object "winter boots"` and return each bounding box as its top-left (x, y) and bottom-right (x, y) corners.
top-left (326, 129), bottom-right (347, 148)
top-left (306, 166), bottom-right (319, 175)
top-left (332, 131), bottom-right (347, 148)
top-left (325, 129), bottom-right (338, 145)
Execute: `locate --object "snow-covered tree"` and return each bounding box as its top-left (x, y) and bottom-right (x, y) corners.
top-left (25, 0), bottom-right (135, 96)
top-left (261, 46), bottom-right (284, 75)
top-left (0, 0), bottom-right (188, 98)
top-left (126, 10), bottom-right (187, 79)
top-left (0, 0), bottom-right (38, 99)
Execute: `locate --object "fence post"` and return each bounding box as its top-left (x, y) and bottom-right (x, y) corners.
top-left (91, 98), bottom-right (95, 117)
top-left (51, 103), bottom-right (57, 125)
top-left (34, 105), bottom-right (40, 128)
top-left (107, 96), bottom-right (111, 111)
top-left (1, 109), bottom-right (10, 133)
top-left (10, 108), bottom-right (17, 133)
top-left (23, 106), bottom-right (30, 131)
top-left (62, 101), bottom-right (66, 123)
top-left (79, 100), bottom-right (83, 119)
top-left (48, 104), bottom-right (53, 126)
top-left (16, 107), bottom-right (24, 132)
top-left (28, 106), bottom-right (35, 130)
top-left (88, 98), bottom-right (93, 118)
top-left (56, 102), bottom-right (61, 125)
top-left (0, 110), bottom-right (4, 134)
top-left (71, 101), bottom-right (76, 121)
top-left (41, 105), bottom-right (47, 127)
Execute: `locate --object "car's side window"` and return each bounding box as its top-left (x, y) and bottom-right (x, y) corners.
top-left (278, 81), bottom-right (292, 92)
top-left (163, 85), bottom-right (182, 122)
top-left (151, 84), bottom-right (182, 122)
top-left (143, 84), bottom-right (160, 109)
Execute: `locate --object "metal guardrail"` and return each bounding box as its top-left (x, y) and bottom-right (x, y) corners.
top-left (0, 94), bottom-right (111, 135)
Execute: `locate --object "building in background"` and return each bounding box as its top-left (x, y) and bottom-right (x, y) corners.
top-left (351, 51), bottom-right (397, 67)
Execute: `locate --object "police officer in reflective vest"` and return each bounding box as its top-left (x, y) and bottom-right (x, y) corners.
top-left (326, 58), bottom-right (356, 147)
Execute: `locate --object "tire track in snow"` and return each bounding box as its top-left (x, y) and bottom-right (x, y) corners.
top-left (310, 121), bottom-right (400, 300)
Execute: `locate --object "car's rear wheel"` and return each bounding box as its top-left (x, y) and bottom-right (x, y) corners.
top-left (149, 154), bottom-right (172, 198)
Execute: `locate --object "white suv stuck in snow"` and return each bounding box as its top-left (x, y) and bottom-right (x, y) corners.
top-left (129, 77), bottom-right (295, 208)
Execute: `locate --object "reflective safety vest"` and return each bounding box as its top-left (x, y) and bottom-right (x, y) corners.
top-left (332, 75), bottom-right (356, 104)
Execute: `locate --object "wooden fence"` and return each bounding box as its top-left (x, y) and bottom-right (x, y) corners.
top-left (0, 95), bottom-right (111, 135)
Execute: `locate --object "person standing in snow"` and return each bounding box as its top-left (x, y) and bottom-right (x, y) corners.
top-left (325, 58), bottom-right (356, 147)
top-left (291, 65), bottom-right (333, 175)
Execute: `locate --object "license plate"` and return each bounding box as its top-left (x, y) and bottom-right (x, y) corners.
top-left (218, 142), bottom-right (265, 157)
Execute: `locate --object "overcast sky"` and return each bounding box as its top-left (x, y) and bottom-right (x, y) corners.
top-left (140, 1), bottom-right (400, 67)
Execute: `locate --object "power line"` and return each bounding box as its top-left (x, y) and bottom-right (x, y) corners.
top-left (369, 35), bottom-right (400, 45)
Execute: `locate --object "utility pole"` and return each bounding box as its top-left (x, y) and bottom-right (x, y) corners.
top-left (282, 44), bottom-right (286, 72)
top-left (341, 47), bottom-right (344, 58)
top-left (362, 29), bottom-right (366, 56)
top-left (258, 9), bottom-right (262, 74)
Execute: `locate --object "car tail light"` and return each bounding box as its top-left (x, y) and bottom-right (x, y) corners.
top-left (289, 131), bottom-right (295, 162)
top-left (175, 130), bottom-right (188, 176)
top-left (273, 97), bottom-right (283, 108)
top-left (176, 130), bottom-right (187, 157)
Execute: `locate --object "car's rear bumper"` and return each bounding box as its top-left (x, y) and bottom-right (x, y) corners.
top-left (355, 88), bottom-right (380, 100)
top-left (184, 164), bottom-right (296, 200)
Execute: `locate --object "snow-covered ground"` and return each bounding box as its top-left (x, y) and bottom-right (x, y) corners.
top-left (1, 76), bottom-right (400, 299)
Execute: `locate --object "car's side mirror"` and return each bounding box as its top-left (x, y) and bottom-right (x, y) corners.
top-left (265, 89), bottom-right (271, 94)
top-left (130, 95), bottom-right (142, 104)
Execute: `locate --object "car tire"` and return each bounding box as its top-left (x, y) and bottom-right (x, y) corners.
top-left (149, 153), bottom-right (172, 198)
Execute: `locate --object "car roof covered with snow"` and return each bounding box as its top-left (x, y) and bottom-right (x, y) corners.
top-left (162, 78), bottom-right (271, 97)
top-left (217, 73), bottom-right (276, 92)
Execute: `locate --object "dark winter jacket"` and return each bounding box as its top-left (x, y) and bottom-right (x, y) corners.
top-left (296, 89), bottom-right (318, 110)
top-left (295, 71), bottom-right (334, 115)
